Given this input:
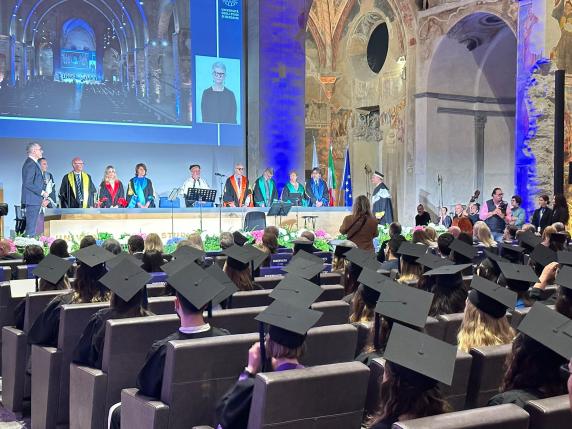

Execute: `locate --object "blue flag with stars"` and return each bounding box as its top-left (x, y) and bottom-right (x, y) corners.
top-left (342, 147), bottom-right (352, 207)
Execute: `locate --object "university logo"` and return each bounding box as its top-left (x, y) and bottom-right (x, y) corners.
top-left (223, 0), bottom-right (239, 7)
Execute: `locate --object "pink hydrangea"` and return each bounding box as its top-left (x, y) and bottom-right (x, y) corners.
top-left (39, 236), bottom-right (56, 246)
top-left (314, 229), bottom-right (330, 239)
top-left (6, 239), bottom-right (17, 253)
top-left (250, 229), bottom-right (264, 244)
top-left (413, 226), bottom-right (425, 232)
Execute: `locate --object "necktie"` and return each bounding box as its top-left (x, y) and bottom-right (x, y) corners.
top-left (238, 177), bottom-right (242, 190)
top-left (75, 174), bottom-right (83, 203)
top-left (193, 179), bottom-right (197, 188)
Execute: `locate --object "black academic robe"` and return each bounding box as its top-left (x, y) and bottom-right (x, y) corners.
top-left (59, 172), bottom-right (97, 208)
top-left (216, 362), bottom-right (304, 429)
top-left (72, 308), bottom-right (150, 369)
top-left (305, 179), bottom-right (329, 207)
top-left (252, 177), bottom-right (278, 207)
top-left (137, 327), bottom-right (230, 398)
top-left (487, 389), bottom-right (545, 408)
top-left (28, 292), bottom-right (75, 347)
top-left (372, 183), bottom-right (394, 225)
top-left (98, 181), bottom-right (126, 208)
top-left (280, 182), bottom-right (307, 206)
top-left (223, 175), bottom-right (251, 207)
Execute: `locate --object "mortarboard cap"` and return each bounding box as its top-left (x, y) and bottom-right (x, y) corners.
top-left (32, 254), bottom-right (72, 284)
top-left (358, 267), bottom-right (389, 307)
top-left (397, 242), bottom-right (428, 261)
top-left (99, 259), bottom-right (152, 302)
top-left (245, 244), bottom-right (269, 270)
top-left (555, 265), bottom-right (572, 290)
top-left (106, 252), bottom-right (143, 271)
top-left (518, 230), bottom-right (542, 251)
top-left (484, 250), bottom-right (509, 273)
top-left (222, 244), bottom-right (254, 270)
top-left (330, 239), bottom-right (356, 258)
top-left (233, 231), bottom-right (249, 247)
top-left (468, 276), bottom-right (516, 318)
top-left (416, 253), bottom-right (454, 270)
top-left (282, 250), bottom-right (324, 280)
top-left (384, 323), bottom-right (457, 386)
top-left (161, 247), bottom-right (202, 276)
top-left (423, 263), bottom-right (472, 277)
top-left (517, 302), bottom-right (572, 359)
top-left (499, 243), bottom-right (525, 263)
top-left (167, 262), bottom-right (225, 310)
top-left (344, 247), bottom-right (381, 271)
top-left (373, 171), bottom-right (384, 179)
top-left (448, 239), bottom-right (476, 260)
top-left (269, 275), bottom-right (323, 308)
top-left (497, 261), bottom-right (539, 291)
top-left (255, 300), bottom-right (322, 348)
top-left (530, 244), bottom-right (557, 268)
top-left (205, 264), bottom-right (239, 306)
top-left (375, 280), bottom-right (434, 328)
top-left (73, 244), bottom-right (115, 267)
top-left (557, 250), bottom-right (572, 267)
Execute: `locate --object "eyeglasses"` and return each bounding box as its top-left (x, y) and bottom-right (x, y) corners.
top-left (236, 167), bottom-right (244, 170)
top-left (213, 71), bottom-right (225, 77)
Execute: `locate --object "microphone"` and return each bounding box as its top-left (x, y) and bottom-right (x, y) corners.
top-left (214, 173), bottom-right (226, 177)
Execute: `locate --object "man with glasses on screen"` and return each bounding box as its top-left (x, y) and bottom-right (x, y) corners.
top-left (479, 187), bottom-right (511, 242)
top-left (223, 163), bottom-right (251, 207)
top-left (201, 61), bottom-right (237, 124)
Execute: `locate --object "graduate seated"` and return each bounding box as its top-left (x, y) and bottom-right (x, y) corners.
top-left (73, 258), bottom-right (154, 369)
top-left (28, 244), bottom-right (114, 347)
top-left (292, 232), bottom-right (320, 254)
top-left (423, 263), bottom-right (469, 317)
top-left (222, 232), bottom-right (266, 291)
top-left (395, 241), bottom-right (427, 285)
top-left (365, 324), bottom-right (456, 428)
top-left (109, 260), bottom-right (232, 429)
top-left (215, 299), bottom-right (322, 428)
top-left (488, 304), bottom-right (571, 408)
top-left (456, 276), bottom-right (516, 353)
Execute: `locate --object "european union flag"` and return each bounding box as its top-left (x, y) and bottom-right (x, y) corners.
top-left (342, 147), bottom-right (352, 207)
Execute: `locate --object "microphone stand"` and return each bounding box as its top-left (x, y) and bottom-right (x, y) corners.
top-left (218, 176), bottom-right (225, 235)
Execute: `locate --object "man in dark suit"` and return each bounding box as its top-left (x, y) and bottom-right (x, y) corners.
top-left (21, 142), bottom-right (48, 237)
top-left (531, 194), bottom-right (553, 232)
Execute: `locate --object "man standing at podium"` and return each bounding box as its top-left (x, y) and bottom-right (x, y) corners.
top-left (180, 164), bottom-right (210, 207)
top-left (59, 157), bottom-right (97, 208)
top-left (223, 163), bottom-right (251, 207)
top-left (252, 168), bottom-right (278, 207)
top-left (21, 142), bottom-right (48, 237)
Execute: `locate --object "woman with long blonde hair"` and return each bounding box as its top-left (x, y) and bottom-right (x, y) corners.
top-left (98, 165), bottom-right (125, 208)
top-left (457, 278), bottom-right (515, 353)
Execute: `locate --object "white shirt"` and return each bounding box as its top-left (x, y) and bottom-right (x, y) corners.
top-left (180, 177), bottom-right (210, 195)
top-left (179, 323), bottom-right (211, 334)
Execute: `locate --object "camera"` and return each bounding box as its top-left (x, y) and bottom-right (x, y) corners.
top-left (498, 200), bottom-right (508, 214)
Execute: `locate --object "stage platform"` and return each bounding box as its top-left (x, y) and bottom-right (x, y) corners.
top-left (43, 207), bottom-right (351, 239)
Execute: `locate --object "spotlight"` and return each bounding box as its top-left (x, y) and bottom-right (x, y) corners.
top-left (161, 40), bottom-right (168, 47)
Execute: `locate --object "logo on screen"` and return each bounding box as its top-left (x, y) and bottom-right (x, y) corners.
top-left (223, 0), bottom-right (238, 7)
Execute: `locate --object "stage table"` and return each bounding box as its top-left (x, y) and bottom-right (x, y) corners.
top-left (43, 207), bottom-right (351, 240)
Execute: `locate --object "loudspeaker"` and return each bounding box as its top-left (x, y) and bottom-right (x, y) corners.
top-left (554, 69), bottom-right (565, 194)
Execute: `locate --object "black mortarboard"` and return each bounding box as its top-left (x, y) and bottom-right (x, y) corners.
top-left (358, 267), bottom-right (390, 292)
top-left (73, 244), bottom-right (115, 267)
top-left (448, 239), bottom-right (476, 260)
top-left (373, 171), bottom-right (384, 179)
top-left (423, 263), bottom-right (470, 289)
top-left (222, 244), bottom-right (253, 270)
top-left (233, 231), bottom-right (249, 246)
top-left (255, 300), bottom-right (322, 348)
top-left (551, 232), bottom-right (568, 245)
top-left (167, 262), bottom-right (225, 310)
top-left (32, 254), bottom-right (72, 284)
top-left (245, 245), bottom-right (269, 270)
top-left (423, 263), bottom-right (472, 277)
top-left (282, 250), bottom-right (324, 280)
top-left (517, 302), bottom-right (572, 359)
top-left (484, 250), bottom-right (509, 273)
top-left (530, 244), bottom-right (557, 268)
top-left (397, 242), bottom-right (428, 259)
top-left (330, 239), bottom-right (356, 258)
top-left (106, 252), bottom-right (143, 271)
top-left (499, 243), bottom-right (525, 263)
top-left (416, 253), bottom-right (453, 270)
top-left (555, 265), bottom-right (572, 290)
top-left (344, 247), bottom-right (381, 271)
top-left (497, 261), bottom-right (539, 291)
top-left (99, 259), bottom-right (152, 302)
top-left (292, 237), bottom-right (317, 254)
top-left (161, 248), bottom-right (201, 275)
top-left (269, 275), bottom-right (323, 308)
top-left (557, 251), bottom-right (572, 266)
top-left (205, 264), bottom-right (239, 306)
top-left (518, 230), bottom-right (542, 251)
top-left (384, 323), bottom-right (456, 386)
top-left (173, 245), bottom-right (205, 261)
top-left (468, 276), bottom-right (516, 318)
top-left (375, 280), bottom-right (434, 328)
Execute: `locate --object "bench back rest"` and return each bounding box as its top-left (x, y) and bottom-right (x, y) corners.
top-left (466, 344), bottom-right (512, 409)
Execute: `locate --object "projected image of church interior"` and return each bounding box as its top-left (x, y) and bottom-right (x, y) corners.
top-left (0, 0), bottom-right (192, 125)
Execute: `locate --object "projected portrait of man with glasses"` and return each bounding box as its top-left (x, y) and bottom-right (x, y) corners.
top-left (200, 61), bottom-right (237, 124)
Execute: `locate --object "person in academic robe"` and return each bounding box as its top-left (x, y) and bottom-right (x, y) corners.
top-left (180, 164), bottom-right (211, 206)
top-left (215, 301), bottom-right (319, 429)
top-left (59, 157), bottom-right (97, 208)
top-left (97, 165), bottom-right (126, 208)
top-left (39, 158), bottom-right (57, 208)
top-left (107, 268), bottom-right (230, 429)
top-left (127, 163), bottom-right (155, 208)
top-left (252, 167), bottom-right (279, 207)
top-left (223, 163), bottom-right (251, 207)
top-left (531, 194), bottom-right (553, 232)
top-left (371, 171), bottom-right (393, 225)
top-left (305, 167), bottom-right (329, 207)
top-left (280, 171), bottom-right (308, 206)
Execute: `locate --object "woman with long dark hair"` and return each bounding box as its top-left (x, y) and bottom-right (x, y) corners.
top-left (127, 163), bottom-right (155, 208)
top-left (552, 194), bottom-right (570, 226)
top-left (339, 195), bottom-right (379, 252)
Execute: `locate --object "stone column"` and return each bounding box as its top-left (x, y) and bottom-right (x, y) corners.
top-left (474, 112), bottom-right (487, 194)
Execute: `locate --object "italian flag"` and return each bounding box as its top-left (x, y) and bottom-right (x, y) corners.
top-left (327, 144), bottom-right (336, 206)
